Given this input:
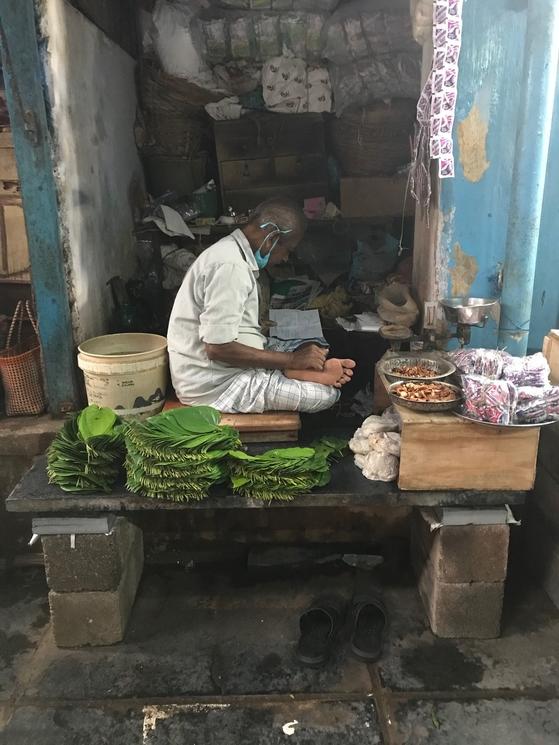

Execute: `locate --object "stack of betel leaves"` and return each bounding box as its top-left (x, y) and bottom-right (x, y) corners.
top-left (228, 437), bottom-right (347, 502)
top-left (47, 405), bottom-right (125, 493)
top-left (125, 406), bottom-right (241, 501)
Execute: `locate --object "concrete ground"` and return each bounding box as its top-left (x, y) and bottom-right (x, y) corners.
top-left (1, 563), bottom-right (559, 744)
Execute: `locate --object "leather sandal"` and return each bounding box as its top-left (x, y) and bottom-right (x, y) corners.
top-left (349, 592), bottom-right (388, 662)
top-left (296, 596), bottom-right (345, 667)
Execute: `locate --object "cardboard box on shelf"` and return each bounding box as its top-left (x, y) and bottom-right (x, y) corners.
top-left (340, 176), bottom-right (415, 219)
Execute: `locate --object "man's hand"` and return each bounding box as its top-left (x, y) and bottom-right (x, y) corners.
top-left (289, 344), bottom-right (328, 371)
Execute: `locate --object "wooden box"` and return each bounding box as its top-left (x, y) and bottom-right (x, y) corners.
top-left (543, 331), bottom-right (559, 385)
top-left (0, 129), bottom-right (18, 182)
top-left (396, 405), bottom-right (540, 491)
top-left (376, 362), bottom-right (539, 491)
top-left (0, 204), bottom-right (30, 278)
top-left (340, 176), bottom-right (415, 218)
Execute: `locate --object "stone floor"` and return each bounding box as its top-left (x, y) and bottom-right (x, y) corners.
top-left (1, 563), bottom-right (559, 744)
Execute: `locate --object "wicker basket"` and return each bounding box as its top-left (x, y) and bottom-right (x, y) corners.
top-left (0, 301), bottom-right (46, 416)
top-left (328, 99), bottom-right (416, 176)
top-left (136, 61), bottom-right (216, 157)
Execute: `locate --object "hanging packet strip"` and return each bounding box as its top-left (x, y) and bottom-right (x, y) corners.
top-left (431, 0), bottom-right (463, 178)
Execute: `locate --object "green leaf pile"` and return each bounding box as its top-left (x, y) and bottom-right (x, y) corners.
top-left (47, 405), bottom-right (125, 493)
top-left (228, 436), bottom-right (347, 502)
top-left (125, 406), bottom-right (241, 501)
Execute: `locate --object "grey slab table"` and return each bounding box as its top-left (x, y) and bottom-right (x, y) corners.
top-left (6, 456), bottom-right (526, 647)
top-left (7, 455), bottom-right (527, 513)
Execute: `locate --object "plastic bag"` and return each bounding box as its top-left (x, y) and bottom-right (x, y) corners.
top-left (349, 431), bottom-right (370, 455)
top-left (354, 453), bottom-right (367, 469)
top-left (368, 431), bottom-right (401, 457)
top-left (322, 2), bottom-right (417, 66)
top-left (152, 0), bottom-right (218, 88)
top-left (448, 348), bottom-right (505, 379)
top-left (381, 405), bottom-right (402, 432)
top-left (514, 385), bottom-right (559, 424)
top-left (197, 10), bottom-right (328, 62)
top-left (263, 57), bottom-right (328, 114)
top-left (361, 414), bottom-right (394, 435)
top-left (501, 352), bottom-right (550, 388)
top-left (462, 374), bottom-right (517, 425)
top-left (330, 53), bottom-right (421, 115)
top-left (514, 386), bottom-right (548, 424)
top-left (361, 451), bottom-right (399, 482)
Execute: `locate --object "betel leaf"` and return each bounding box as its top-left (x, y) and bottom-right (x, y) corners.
top-left (77, 405), bottom-right (117, 441)
top-left (227, 437), bottom-right (347, 502)
top-left (47, 408), bottom-right (124, 493)
top-left (124, 405), bottom-right (240, 502)
top-left (157, 406), bottom-right (221, 434)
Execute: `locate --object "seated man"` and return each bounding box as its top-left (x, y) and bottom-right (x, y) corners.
top-left (167, 198), bottom-right (355, 414)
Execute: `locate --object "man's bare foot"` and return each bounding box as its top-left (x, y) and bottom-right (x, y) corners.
top-left (334, 359), bottom-right (356, 388)
top-left (284, 358), bottom-right (356, 387)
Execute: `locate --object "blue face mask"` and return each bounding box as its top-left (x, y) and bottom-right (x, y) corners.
top-left (254, 222), bottom-right (293, 269)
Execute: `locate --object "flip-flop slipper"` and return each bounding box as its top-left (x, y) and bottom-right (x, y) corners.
top-left (350, 592), bottom-right (388, 662)
top-left (296, 596), bottom-right (345, 667)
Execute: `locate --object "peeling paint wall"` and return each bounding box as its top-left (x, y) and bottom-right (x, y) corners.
top-left (457, 105), bottom-right (490, 183)
top-left (41, 0), bottom-right (144, 344)
top-left (437, 0), bottom-right (527, 347)
top-left (450, 242), bottom-right (478, 297)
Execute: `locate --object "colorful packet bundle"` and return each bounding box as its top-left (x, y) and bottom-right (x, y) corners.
top-left (462, 374), bottom-right (517, 425)
top-left (501, 352), bottom-right (550, 388)
top-left (514, 385), bottom-right (559, 424)
top-left (449, 348), bottom-right (505, 379)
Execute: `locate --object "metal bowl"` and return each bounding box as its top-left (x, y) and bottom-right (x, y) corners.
top-left (440, 297), bottom-right (498, 326)
top-left (380, 356), bottom-right (456, 383)
top-left (388, 381), bottom-right (463, 412)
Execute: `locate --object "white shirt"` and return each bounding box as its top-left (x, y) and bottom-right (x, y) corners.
top-left (167, 229), bottom-right (265, 405)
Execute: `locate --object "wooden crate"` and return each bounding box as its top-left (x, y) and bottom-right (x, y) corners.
top-left (376, 363), bottom-right (539, 491)
top-left (396, 405), bottom-right (540, 491)
top-left (0, 203), bottom-right (30, 278)
top-left (543, 331), bottom-right (559, 385)
top-left (0, 129), bottom-right (18, 182)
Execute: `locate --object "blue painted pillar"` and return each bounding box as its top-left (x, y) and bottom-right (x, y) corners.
top-left (497, 0), bottom-right (559, 354)
top-left (437, 0), bottom-right (527, 350)
top-left (0, 0), bottom-right (81, 413)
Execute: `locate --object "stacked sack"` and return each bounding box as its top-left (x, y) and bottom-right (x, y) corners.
top-left (148, 0), bottom-right (420, 117)
top-left (321, 0), bottom-right (421, 114)
top-left (450, 349), bottom-right (559, 425)
top-left (349, 407), bottom-right (401, 482)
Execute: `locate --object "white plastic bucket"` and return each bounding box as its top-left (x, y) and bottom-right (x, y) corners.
top-left (77, 333), bottom-right (168, 419)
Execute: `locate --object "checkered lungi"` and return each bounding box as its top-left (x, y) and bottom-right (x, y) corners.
top-left (211, 369), bottom-right (340, 414)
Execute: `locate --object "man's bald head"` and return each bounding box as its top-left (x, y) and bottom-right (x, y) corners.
top-left (243, 197), bottom-right (307, 266)
top-left (248, 198), bottom-right (307, 239)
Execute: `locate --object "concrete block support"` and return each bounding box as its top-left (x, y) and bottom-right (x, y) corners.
top-left (43, 517), bottom-right (143, 647)
top-left (411, 509), bottom-right (510, 583)
top-left (411, 509), bottom-right (508, 639)
top-left (42, 518), bottom-right (142, 592)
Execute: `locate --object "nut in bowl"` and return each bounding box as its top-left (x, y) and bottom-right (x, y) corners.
top-left (380, 356), bottom-right (456, 383)
top-left (389, 380), bottom-right (462, 412)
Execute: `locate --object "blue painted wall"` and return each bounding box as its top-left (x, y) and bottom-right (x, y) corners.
top-left (530, 70), bottom-right (559, 351)
top-left (438, 0), bottom-right (559, 352)
top-left (438, 0), bottom-right (527, 348)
